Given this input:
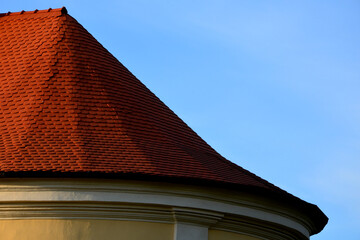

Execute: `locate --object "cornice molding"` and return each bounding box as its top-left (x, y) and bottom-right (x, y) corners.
top-left (214, 215), bottom-right (307, 240)
top-left (0, 178), bottom-right (312, 239)
top-left (172, 207), bottom-right (223, 227)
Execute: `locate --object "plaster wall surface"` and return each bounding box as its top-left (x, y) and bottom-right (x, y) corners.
top-left (0, 219), bottom-right (266, 240)
top-left (0, 219), bottom-right (173, 240)
top-left (209, 230), bottom-right (261, 240)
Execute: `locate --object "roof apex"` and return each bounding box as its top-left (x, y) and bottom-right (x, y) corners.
top-left (0, 7), bottom-right (67, 18)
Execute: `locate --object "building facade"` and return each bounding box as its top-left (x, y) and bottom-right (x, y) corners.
top-left (0, 7), bottom-right (327, 240)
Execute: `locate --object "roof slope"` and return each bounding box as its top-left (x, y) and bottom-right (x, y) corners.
top-left (0, 7), bottom-right (326, 233)
top-left (0, 7), bottom-right (271, 188)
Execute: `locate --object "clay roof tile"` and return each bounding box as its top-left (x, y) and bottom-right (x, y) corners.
top-left (0, 7), bottom-right (327, 233)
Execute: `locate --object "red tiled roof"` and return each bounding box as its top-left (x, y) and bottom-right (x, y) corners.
top-left (0, 7), bottom-right (328, 232)
top-left (0, 7), bottom-right (314, 191)
top-left (1, 7), bottom-right (275, 188)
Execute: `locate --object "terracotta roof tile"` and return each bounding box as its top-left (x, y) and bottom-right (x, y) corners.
top-left (1, 7), bottom-right (282, 190)
top-left (0, 12), bottom-right (329, 234)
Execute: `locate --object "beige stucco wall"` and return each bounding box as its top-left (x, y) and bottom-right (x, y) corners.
top-left (209, 230), bottom-right (261, 240)
top-left (0, 219), bottom-right (173, 240)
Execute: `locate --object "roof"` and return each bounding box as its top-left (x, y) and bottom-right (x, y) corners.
top-left (0, 7), bottom-right (327, 233)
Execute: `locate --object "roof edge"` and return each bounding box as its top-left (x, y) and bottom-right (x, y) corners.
top-left (0, 170), bottom-right (328, 235)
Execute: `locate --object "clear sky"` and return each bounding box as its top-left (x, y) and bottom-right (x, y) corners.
top-left (2, 1), bottom-right (360, 239)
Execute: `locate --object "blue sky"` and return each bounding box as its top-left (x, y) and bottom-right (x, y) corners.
top-left (3, 1), bottom-right (360, 239)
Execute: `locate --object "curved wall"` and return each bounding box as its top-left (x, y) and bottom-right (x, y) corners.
top-left (0, 179), bottom-right (314, 240)
top-left (209, 230), bottom-right (260, 240)
top-left (0, 220), bottom-right (172, 240)
top-left (0, 220), bottom-right (265, 240)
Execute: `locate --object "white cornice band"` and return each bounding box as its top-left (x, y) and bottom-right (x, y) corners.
top-left (0, 179), bottom-right (312, 240)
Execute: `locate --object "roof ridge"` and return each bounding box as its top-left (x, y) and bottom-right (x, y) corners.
top-left (0, 7), bottom-right (67, 18)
